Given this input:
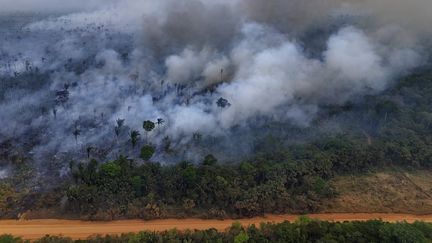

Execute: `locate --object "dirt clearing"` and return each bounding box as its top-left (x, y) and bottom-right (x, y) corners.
top-left (321, 170), bottom-right (432, 214)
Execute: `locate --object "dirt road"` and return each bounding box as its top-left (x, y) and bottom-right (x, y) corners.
top-left (1, 213), bottom-right (432, 240)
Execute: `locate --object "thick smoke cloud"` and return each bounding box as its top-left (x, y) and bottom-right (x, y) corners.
top-left (0, 0), bottom-right (430, 169)
top-left (0, 0), bottom-right (115, 13)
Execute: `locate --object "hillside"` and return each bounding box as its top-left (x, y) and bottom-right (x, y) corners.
top-left (1, 0), bottom-right (432, 228)
top-left (323, 169), bottom-right (432, 214)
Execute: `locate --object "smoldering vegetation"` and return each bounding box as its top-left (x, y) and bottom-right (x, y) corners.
top-left (0, 0), bottom-right (431, 179)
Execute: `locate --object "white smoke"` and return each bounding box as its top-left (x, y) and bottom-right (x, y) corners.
top-left (0, 0), bottom-right (111, 13)
top-left (0, 0), bottom-right (429, 164)
top-left (0, 169), bottom-right (8, 179)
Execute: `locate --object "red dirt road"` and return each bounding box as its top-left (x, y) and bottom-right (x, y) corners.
top-left (1, 213), bottom-right (432, 240)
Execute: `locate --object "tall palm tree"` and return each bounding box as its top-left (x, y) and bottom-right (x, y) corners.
top-left (157, 118), bottom-right (165, 126)
top-left (130, 130), bottom-right (140, 148)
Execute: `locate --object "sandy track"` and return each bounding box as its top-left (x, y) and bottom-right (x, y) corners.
top-left (1, 213), bottom-right (432, 240)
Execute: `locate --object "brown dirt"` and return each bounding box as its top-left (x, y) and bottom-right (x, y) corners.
top-left (1, 213), bottom-right (432, 241)
top-left (321, 170), bottom-right (432, 214)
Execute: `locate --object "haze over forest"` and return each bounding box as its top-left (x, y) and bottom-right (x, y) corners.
top-left (0, 0), bottom-right (431, 177)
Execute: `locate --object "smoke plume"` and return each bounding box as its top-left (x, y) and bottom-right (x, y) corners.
top-left (0, 0), bottom-right (430, 171)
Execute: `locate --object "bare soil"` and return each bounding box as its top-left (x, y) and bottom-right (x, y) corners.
top-left (321, 169), bottom-right (432, 214)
